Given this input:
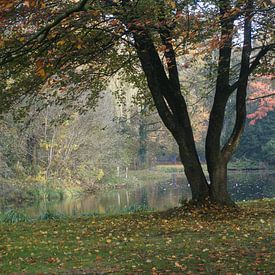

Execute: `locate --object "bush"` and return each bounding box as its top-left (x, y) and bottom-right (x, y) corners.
top-left (1, 209), bottom-right (31, 223)
top-left (38, 209), bottom-right (65, 221)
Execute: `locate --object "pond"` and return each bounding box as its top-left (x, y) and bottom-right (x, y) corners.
top-left (1, 171), bottom-right (275, 218)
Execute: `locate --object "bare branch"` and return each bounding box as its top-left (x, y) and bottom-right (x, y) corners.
top-left (248, 92), bottom-right (275, 101)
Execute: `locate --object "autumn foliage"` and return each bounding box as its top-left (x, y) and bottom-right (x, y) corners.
top-left (247, 76), bottom-right (275, 125)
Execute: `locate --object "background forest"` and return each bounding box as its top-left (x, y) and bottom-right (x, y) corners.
top-left (0, 68), bottom-right (274, 202)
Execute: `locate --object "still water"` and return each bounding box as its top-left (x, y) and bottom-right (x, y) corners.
top-left (2, 171), bottom-right (275, 218)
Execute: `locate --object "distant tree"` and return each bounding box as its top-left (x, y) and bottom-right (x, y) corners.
top-left (0, 0), bottom-right (273, 205)
top-left (0, 93), bottom-right (135, 187)
top-left (0, 117), bottom-right (26, 178)
top-left (247, 76), bottom-right (275, 125)
top-left (235, 111), bottom-right (275, 164)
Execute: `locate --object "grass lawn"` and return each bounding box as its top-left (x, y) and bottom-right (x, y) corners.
top-left (0, 199), bottom-right (274, 274)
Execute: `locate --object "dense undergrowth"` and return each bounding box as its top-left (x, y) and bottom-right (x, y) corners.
top-left (0, 199), bottom-right (274, 273)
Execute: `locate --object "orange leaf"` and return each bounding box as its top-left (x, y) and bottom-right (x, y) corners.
top-left (158, 45), bottom-right (166, 52)
top-left (24, 0), bottom-right (44, 8)
top-left (36, 58), bottom-right (46, 79)
top-left (0, 0), bottom-right (15, 9)
top-left (24, 0), bottom-right (35, 8)
top-left (96, 255), bottom-right (102, 261)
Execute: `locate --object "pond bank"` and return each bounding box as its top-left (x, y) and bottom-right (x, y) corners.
top-left (1, 168), bottom-right (274, 218)
top-left (0, 169), bottom-right (172, 206)
top-left (0, 199), bottom-right (274, 273)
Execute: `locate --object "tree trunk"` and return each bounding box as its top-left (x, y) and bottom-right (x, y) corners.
top-left (208, 161), bottom-right (234, 205)
top-left (132, 30), bottom-right (210, 203)
top-left (138, 118), bottom-right (147, 168)
top-left (26, 135), bottom-right (37, 166)
top-left (178, 145), bottom-right (209, 202)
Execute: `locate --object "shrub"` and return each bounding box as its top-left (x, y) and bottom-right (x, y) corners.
top-left (38, 209), bottom-right (65, 221)
top-left (1, 209), bottom-right (31, 223)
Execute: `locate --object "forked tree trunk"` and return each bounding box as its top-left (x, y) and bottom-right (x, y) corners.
top-left (205, 0), bottom-right (255, 206)
top-left (127, 0), bottom-right (270, 206)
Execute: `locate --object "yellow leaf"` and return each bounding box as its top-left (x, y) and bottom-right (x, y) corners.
top-left (166, 0), bottom-right (176, 9)
top-left (37, 68), bottom-right (46, 79)
top-left (57, 40), bottom-right (65, 46)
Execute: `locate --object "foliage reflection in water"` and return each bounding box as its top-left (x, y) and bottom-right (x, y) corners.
top-left (1, 171), bottom-right (274, 218)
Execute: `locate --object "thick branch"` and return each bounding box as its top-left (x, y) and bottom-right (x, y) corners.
top-left (33, 0), bottom-right (90, 41)
top-left (157, 26), bottom-right (199, 146)
top-left (133, 31), bottom-right (204, 167)
top-left (159, 26), bottom-right (181, 92)
top-left (1, 0), bottom-right (90, 64)
top-left (133, 32), bottom-right (177, 135)
top-left (229, 43), bottom-right (274, 93)
top-left (133, 30), bottom-right (209, 194)
top-left (206, 0), bottom-right (234, 170)
top-left (222, 0), bottom-right (253, 161)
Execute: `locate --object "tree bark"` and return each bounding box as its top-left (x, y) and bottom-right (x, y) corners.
top-left (208, 159), bottom-right (233, 205)
top-left (26, 135), bottom-right (38, 166)
top-left (138, 120), bottom-right (147, 168)
top-left (133, 30), bottom-right (210, 202)
top-left (205, 0), bottom-right (235, 205)
top-left (178, 145), bottom-right (209, 201)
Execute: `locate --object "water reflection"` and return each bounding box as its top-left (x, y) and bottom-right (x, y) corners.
top-left (228, 171), bottom-right (275, 201)
top-left (1, 171), bottom-right (274, 217)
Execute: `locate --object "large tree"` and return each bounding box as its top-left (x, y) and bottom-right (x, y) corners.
top-left (0, 0), bottom-right (274, 205)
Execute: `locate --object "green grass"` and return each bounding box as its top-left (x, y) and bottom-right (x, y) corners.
top-left (0, 199), bottom-right (274, 273)
top-left (155, 164), bottom-right (209, 173)
top-left (156, 164), bottom-right (185, 173)
top-left (228, 159), bottom-right (260, 170)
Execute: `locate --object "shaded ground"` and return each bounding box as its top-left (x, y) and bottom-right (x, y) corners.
top-left (0, 199), bottom-right (274, 274)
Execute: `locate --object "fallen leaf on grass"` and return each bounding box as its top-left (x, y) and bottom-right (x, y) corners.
top-left (175, 261), bottom-right (187, 271)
